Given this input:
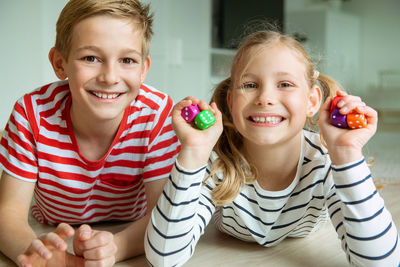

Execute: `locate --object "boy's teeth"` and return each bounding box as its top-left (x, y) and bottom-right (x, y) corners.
top-left (252, 116), bottom-right (282, 124)
top-left (92, 92), bottom-right (120, 99)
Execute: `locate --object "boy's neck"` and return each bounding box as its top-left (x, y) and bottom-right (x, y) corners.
top-left (70, 107), bottom-right (122, 161)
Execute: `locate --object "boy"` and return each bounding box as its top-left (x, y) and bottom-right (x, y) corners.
top-left (0, 0), bottom-right (179, 266)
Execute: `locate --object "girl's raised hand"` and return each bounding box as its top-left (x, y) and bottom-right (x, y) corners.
top-left (318, 91), bottom-right (378, 165)
top-left (172, 97), bottom-right (223, 170)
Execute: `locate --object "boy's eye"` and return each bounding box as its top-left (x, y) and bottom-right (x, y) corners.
top-left (240, 82), bottom-right (258, 89)
top-left (122, 58), bottom-right (136, 64)
top-left (82, 56), bottom-right (98, 63)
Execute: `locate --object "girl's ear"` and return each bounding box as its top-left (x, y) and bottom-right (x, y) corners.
top-left (48, 47), bottom-right (67, 80)
top-left (226, 89), bottom-right (232, 113)
top-left (307, 85), bottom-right (322, 117)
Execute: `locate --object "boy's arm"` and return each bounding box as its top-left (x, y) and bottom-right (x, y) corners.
top-left (0, 172), bottom-right (36, 262)
top-left (113, 177), bottom-right (168, 261)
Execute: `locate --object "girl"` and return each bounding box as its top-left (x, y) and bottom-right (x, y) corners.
top-left (145, 29), bottom-right (400, 266)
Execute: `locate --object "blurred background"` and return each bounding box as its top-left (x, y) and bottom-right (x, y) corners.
top-left (0, 0), bottom-right (399, 179)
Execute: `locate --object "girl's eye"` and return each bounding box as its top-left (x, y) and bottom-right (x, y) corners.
top-left (122, 58), bottom-right (136, 64)
top-left (279, 82), bottom-right (293, 88)
top-left (240, 82), bottom-right (258, 89)
top-left (82, 56), bottom-right (98, 63)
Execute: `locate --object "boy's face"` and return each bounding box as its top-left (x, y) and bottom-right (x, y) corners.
top-left (54, 15), bottom-right (150, 124)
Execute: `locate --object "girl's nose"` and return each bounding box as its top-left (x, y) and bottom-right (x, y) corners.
top-left (255, 86), bottom-right (276, 106)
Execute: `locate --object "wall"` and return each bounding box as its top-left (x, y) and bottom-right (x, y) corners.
top-left (0, 0), bottom-right (398, 128)
top-left (343, 0), bottom-right (400, 90)
top-left (0, 0), bottom-right (211, 129)
top-left (0, 0), bottom-right (67, 128)
top-left (285, 0), bottom-right (400, 91)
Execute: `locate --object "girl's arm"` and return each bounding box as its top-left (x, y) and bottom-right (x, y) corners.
top-left (320, 92), bottom-right (400, 265)
top-left (325, 159), bottom-right (400, 265)
top-left (145, 97), bottom-right (223, 266)
top-left (145, 160), bottom-right (216, 267)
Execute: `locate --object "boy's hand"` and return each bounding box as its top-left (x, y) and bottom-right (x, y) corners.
top-left (172, 97), bottom-right (223, 170)
top-left (16, 223), bottom-right (84, 267)
top-left (318, 90), bottom-right (378, 165)
top-left (73, 224), bottom-right (117, 267)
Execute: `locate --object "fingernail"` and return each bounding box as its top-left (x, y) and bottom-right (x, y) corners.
top-left (341, 107), bottom-right (348, 113)
top-left (81, 231), bottom-right (90, 238)
top-left (337, 100), bottom-right (344, 107)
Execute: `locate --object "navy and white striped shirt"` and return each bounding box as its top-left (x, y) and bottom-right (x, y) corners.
top-left (145, 130), bottom-right (400, 266)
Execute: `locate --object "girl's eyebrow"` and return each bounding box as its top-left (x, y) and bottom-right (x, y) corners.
top-left (275, 71), bottom-right (294, 77)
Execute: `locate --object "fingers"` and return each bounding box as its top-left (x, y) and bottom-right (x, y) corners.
top-left (174, 97), bottom-right (215, 113)
top-left (355, 105), bottom-right (378, 129)
top-left (336, 94), bottom-right (365, 115)
top-left (77, 230), bottom-right (114, 252)
top-left (81, 233), bottom-right (117, 260)
top-left (318, 97), bottom-right (331, 125)
top-left (16, 254), bottom-right (35, 267)
top-left (17, 223), bottom-right (74, 266)
top-left (55, 223), bottom-right (75, 240)
top-left (84, 257), bottom-right (116, 267)
top-left (76, 224), bottom-right (92, 241)
top-left (74, 229), bottom-right (117, 266)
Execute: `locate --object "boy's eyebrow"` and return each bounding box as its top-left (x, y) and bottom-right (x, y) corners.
top-left (75, 46), bottom-right (142, 55)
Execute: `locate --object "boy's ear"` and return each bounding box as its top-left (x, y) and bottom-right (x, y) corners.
top-left (307, 85), bottom-right (322, 117)
top-left (140, 56), bottom-right (151, 84)
top-left (48, 47), bottom-right (67, 80)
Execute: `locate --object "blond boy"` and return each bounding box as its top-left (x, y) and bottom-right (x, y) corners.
top-left (0, 0), bottom-right (179, 266)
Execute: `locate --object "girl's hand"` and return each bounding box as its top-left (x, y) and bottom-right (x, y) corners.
top-left (172, 97), bottom-right (223, 169)
top-left (16, 223), bottom-right (84, 267)
top-left (73, 224), bottom-right (117, 267)
top-left (318, 91), bottom-right (378, 165)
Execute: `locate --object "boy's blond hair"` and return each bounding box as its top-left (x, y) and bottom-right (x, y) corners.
top-left (55, 0), bottom-right (153, 61)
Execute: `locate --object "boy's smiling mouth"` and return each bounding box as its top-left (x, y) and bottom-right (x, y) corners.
top-left (90, 91), bottom-right (123, 99)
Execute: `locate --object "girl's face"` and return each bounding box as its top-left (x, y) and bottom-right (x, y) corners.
top-left (227, 44), bottom-right (321, 148)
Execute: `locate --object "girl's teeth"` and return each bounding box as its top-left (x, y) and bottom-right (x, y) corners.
top-left (252, 116), bottom-right (281, 124)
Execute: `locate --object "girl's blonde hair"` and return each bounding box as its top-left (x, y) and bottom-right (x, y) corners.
top-left (55, 0), bottom-right (153, 61)
top-left (208, 26), bottom-right (341, 206)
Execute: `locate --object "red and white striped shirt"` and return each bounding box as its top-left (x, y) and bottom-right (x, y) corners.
top-left (0, 80), bottom-right (180, 225)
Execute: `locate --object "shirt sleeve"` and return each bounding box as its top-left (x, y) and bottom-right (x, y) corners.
top-left (142, 95), bottom-right (180, 182)
top-left (0, 96), bottom-right (38, 181)
top-left (326, 158), bottom-right (400, 266)
top-left (145, 159), bottom-right (216, 267)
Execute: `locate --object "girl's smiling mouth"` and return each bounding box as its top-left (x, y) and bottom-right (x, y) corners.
top-left (248, 115), bottom-right (285, 125)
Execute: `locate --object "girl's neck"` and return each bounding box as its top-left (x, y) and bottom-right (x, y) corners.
top-left (70, 105), bottom-right (122, 161)
top-left (243, 131), bottom-right (303, 191)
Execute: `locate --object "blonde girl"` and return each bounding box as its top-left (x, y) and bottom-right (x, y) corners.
top-left (145, 28), bottom-right (400, 266)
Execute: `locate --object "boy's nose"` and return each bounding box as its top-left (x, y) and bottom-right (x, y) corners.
top-left (98, 63), bottom-right (120, 85)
